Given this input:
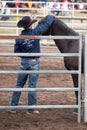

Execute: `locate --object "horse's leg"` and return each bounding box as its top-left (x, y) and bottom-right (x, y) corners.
top-left (72, 74), bottom-right (82, 115)
top-left (72, 74), bottom-right (79, 105)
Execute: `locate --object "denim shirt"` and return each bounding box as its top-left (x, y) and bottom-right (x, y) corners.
top-left (14, 15), bottom-right (54, 58)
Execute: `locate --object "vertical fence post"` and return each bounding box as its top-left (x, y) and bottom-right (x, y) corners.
top-left (84, 35), bottom-right (87, 122)
top-left (77, 35), bottom-right (82, 123)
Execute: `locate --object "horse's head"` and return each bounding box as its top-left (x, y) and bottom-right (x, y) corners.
top-left (37, 15), bottom-right (55, 35)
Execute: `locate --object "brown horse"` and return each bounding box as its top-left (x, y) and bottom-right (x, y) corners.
top-left (38, 16), bottom-right (84, 105)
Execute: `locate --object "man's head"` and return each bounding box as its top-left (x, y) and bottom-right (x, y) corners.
top-left (17, 16), bottom-right (37, 29)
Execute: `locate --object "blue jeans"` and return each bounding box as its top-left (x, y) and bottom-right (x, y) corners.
top-left (11, 58), bottom-right (40, 112)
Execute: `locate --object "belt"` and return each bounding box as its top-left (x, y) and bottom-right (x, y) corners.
top-left (22, 58), bottom-right (39, 61)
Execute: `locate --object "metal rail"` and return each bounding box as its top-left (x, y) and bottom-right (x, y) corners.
top-left (0, 35), bottom-right (82, 123)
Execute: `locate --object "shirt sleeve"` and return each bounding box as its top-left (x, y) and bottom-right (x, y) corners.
top-left (33, 15), bottom-right (54, 35)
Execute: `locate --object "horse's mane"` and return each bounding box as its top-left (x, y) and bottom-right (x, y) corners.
top-left (54, 18), bottom-right (79, 36)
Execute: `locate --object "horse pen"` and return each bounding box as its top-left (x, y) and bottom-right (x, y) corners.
top-left (0, 3), bottom-right (87, 129)
top-left (0, 34), bottom-right (87, 130)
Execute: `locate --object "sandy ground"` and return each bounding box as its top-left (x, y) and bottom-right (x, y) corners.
top-left (0, 42), bottom-right (87, 130)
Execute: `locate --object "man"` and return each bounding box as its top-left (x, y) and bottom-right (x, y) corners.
top-left (10, 15), bottom-right (54, 114)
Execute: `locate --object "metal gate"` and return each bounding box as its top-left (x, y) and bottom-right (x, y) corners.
top-left (0, 35), bottom-right (82, 123)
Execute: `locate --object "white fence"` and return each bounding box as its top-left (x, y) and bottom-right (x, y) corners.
top-left (0, 1), bottom-right (87, 35)
top-left (0, 35), bottom-right (82, 123)
top-left (84, 35), bottom-right (87, 122)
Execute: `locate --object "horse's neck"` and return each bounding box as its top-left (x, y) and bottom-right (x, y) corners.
top-left (51, 25), bottom-right (69, 53)
top-left (54, 39), bottom-right (68, 53)
top-left (51, 19), bottom-right (80, 53)
top-left (52, 30), bottom-right (79, 53)
top-left (52, 31), bottom-right (68, 53)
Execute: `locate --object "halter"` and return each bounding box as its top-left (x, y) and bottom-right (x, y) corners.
top-left (49, 22), bottom-right (54, 36)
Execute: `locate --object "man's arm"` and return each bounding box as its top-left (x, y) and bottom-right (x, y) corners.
top-left (33, 15), bottom-right (55, 35)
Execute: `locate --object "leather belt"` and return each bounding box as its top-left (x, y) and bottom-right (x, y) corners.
top-left (22, 58), bottom-right (39, 61)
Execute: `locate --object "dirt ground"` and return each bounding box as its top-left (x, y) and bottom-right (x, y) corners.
top-left (0, 42), bottom-right (87, 130)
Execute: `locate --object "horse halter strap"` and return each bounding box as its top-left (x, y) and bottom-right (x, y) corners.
top-left (49, 21), bottom-right (54, 35)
